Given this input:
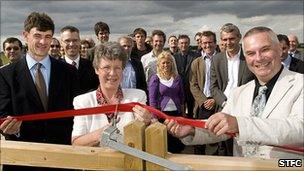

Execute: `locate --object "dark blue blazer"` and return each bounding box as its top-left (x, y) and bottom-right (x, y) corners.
top-left (0, 57), bottom-right (79, 145)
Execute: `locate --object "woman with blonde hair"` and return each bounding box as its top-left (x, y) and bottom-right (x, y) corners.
top-left (149, 51), bottom-right (185, 153)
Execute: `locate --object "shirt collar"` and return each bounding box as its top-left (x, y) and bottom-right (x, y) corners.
top-left (225, 48), bottom-right (241, 61)
top-left (64, 55), bottom-right (80, 66)
top-left (26, 53), bottom-right (51, 70)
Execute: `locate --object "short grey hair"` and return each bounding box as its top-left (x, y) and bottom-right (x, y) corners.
top-left (220, 23), bottom-right (241, 38)
top-left (93, 42), bottom-right (128, 69)
top-left (242, 26), bottom-right (279, 50)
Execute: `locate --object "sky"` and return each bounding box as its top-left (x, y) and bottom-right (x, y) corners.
top-left (1, 0), bottom-right (303, 50)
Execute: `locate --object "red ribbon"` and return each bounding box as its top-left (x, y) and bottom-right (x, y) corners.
top-left (0, 102), bottom-right (303, 154)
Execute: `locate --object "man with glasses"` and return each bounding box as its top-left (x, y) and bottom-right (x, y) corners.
top-left (60, 25), bottom-right (99, 94)
top-left (1, 37), bottom-right (23, 66)
top-left (48, 37), bottom-right (61, 59)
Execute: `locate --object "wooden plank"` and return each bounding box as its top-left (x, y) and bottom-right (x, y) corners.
top-left (1, 140), bottom-right (301, 170)
top-left (123, 120), bottom-right (146, 170)
top-left (145, 122), bottom-right (167, 171)
top-left (0, 140), bottom-right (124, 170)
top-left (167, 154), bottom-right (302, 170)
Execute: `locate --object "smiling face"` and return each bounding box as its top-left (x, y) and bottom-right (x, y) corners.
top-left (159, 55), bottom-right (172, 74)
top-left (23, 27), bottom-right (53, 60)
top-left (201, 35), bottom-right (216, 56)
top-left (243, 32), bottom-right (282, 84)
top-left (61, 30), bottom-right (80, 59)
top-left (95, 58), bottom-right (123, 92)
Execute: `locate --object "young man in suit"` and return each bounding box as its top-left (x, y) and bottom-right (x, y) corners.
top-left (189, 31), bottom-right (219, 155)
top-left (278, 34), bottom-right (304, 74)
top-left (174, 34), bottom-right (200, 118)
top-left (60, 25), bottom-right (99, 94)
top-left (0, 12), bottom-right (80, 170)
top-left (165, 26), bottom-right (303, 159)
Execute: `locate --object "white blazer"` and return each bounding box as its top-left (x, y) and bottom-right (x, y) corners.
top-left (182, 68), bottom-right (303, 158)
top-left (72, 89), bottom-right (147, 139)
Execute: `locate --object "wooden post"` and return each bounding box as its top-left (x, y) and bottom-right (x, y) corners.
top-left (145, 122), bottom-right (167, 171)
top-left (123, 120), bottom-right (146, 170)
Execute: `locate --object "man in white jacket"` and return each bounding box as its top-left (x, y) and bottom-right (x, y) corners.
top-left (165, 26), bottom-right (303, 159)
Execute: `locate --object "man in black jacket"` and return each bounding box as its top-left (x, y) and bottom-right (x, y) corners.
top-left (0, 11), bottom-right (80, 171)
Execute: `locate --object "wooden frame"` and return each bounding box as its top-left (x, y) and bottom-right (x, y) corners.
top-left (0, 121), bottom-right (300, 170)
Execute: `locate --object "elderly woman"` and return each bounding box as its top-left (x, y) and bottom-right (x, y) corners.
top-left (72, 42), bottom-right (154, 146)
top-left (148, 51), bottom-right (185, 153)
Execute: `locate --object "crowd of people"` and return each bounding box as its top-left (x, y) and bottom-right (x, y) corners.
top-left (0, 11), bottom-right (303, 171)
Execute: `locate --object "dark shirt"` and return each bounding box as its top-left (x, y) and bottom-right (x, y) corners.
top-left (131, 43), bottom-right (152, 60)
top-left (252, 65), bottom-right (283, 103)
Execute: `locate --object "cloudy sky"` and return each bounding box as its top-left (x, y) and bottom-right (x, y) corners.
top-left (1, 0), bottom-right (303, 50)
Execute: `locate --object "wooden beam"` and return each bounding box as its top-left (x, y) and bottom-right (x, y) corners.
top-left (1, 139), bottom-right (301, 170)
top-left (167, 153), bottom-right (300, 170)
top-left (123, 120), bottom-right (146, 170)
top-left (0, 140), bottom-right (124, 170)
top-left (145, 122), bottom-right (167, 171)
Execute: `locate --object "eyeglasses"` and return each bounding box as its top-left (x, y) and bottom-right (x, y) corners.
top-left (99, 66), bottom-right (123, 73)
top-left (5, 46), bottom-right (20, 51)
top-left (62, 39), bottom-right (80, 44)
top-left (50, 45), bottom-right (60, 48)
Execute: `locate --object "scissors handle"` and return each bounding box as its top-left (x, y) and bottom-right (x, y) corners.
top-left (112, 103), bottom-right (119, 127)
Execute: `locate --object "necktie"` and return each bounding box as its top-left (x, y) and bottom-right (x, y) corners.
top-left (251, 85), bottom-right (267, 117)
top-left (72, 61), bottom-right (77, 68)
top-left (243, 85), bottom-right (267, 157)
top-left (35, 63), bottom-right (48, 111)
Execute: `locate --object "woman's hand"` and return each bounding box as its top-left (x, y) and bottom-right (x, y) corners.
top-left (132, 105), bottom-right (153, 125)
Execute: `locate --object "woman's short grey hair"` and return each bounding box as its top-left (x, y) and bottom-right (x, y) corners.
top-left (93, 42), bottom-right (128, 69)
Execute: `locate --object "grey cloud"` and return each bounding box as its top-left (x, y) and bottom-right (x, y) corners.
top-left (1, 0), bottom-right (303, 47)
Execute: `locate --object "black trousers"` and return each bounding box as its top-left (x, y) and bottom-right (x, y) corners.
top-left (159, 110), bottom-right (185, 153)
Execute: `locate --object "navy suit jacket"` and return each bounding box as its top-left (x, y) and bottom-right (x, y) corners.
top-left (289, 57), bottom-right (304, 74)
top-left (0, 57), bottom-right (79, 144)
top-left (62, 57), bottom-right (99, 94)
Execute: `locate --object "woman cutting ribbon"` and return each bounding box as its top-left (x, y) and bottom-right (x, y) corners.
top-left (71, 42), bottom-right (155, 146)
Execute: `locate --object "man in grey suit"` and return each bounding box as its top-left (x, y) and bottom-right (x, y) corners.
top-left (211, 23), bottom-right (254, 112)
top-left (210, 23), bottom-right (254, 156)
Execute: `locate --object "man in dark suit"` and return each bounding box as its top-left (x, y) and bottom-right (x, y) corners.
top-left (174, 34), bottom-right (200, 118)
top-left (210, 23), bottom-right (254, 156)
top-left (118, 36), bottom-right (147, 92)
top-left (0, 12), bottom-right (79, 171)
top-left (278, 34), bottom-right (304, 74)
top-left (60, 25), bottom-right (99, 94)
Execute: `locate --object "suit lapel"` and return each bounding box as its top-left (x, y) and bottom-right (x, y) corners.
top-left (261, 69), bottom-right (294, 118)
top-left (220, 54), bottom-right (228, 88)
top-left (48, 58), bottom-right (61, 111)
top-left (16, 58), bottom-right (44, 110)
top-left (242, 81), bottom-right (255, 117)
top-left (238, 53), bottom-right (246, 86)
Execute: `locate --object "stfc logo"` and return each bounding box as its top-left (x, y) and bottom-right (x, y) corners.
top-left (278, 159), bottom-right (302, 167)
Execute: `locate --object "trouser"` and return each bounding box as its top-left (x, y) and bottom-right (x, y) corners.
top-left (160, 110), bottom-right (185, 153)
